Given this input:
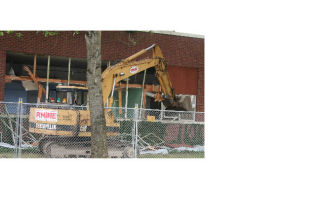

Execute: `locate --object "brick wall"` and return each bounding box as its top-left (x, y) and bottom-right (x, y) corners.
top-left (0, 50), bottom-right (6, 101)
top-left (197, 66), bottom-right (205, 112)
top-left (168, 66), bottom-right (198, 95)
top-left (0, 31), bottom-right (204, 111)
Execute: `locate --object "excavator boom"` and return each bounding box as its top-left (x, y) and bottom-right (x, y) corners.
top-left (101, 44), bottom-right (178, 109)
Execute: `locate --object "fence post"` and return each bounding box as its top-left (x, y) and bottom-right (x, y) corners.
top-left (132, 104), bottom-right (139, 158)
top-left (18, 98), bottom-right (23, 158)
top-left (14, 101), bottom-right (20, 158)
top-left (193, 110), bottom-right (196, 122)
top-left (160, 103), bottom-right (164, 121)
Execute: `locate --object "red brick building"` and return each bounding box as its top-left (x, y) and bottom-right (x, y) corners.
top-left (0, 31), bottom-right (204, 111)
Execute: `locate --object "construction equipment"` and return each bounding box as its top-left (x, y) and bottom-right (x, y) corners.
top-left (28, 44), bottom-right (185, 158)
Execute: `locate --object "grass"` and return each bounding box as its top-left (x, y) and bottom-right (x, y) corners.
top-left (0, 152), bottom-right (44, 158)
top-left (0, 147), bottom-right (204, 158)
top-left (0, 147), bottom-right (44, 158)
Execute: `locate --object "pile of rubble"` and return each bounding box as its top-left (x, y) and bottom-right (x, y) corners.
top-left (138, 133), bottom-right (204, 155)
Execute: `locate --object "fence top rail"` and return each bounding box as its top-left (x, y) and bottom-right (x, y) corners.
top-left (136, 119), bottom-right (205, 124)
top-left (137, 108), bottom-right (204, 114)
top-left (0, 101), bottom-right (204, 114)
top-left (0, 101), bottom-right (19, 105)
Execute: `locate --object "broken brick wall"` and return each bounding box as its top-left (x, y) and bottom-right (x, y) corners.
top-left (0, 31), bottom-right (204, 111)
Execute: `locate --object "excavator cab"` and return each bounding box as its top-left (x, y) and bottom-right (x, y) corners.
top-left (55, 85), bottom-right (88, 106)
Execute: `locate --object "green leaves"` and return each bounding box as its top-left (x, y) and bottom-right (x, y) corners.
top-left (43, 31), bottom-right (59, 37)
top-left (0, 31), bottom-right (14, 36)
top-left (0, 31), bottom-right (74, 39)
top-left (16, 33), bottom-right (22, 39)
top-left (0, 31), bottom-right (23, 38)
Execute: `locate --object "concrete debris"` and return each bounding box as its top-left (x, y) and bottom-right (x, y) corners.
top-left (173, 145), bottom-right (204, 152)
top-left (0, 142), bottom-right (15, 149)
top-left (140, 148), bottom-right (169, 155)
top-left (0, 142), bottom-right (34, 149)
top-left (139, 145), bottom-right (204, 155)
top-left (22, 80), bottom-right (38, 91)
top-left (166, 143), bottom-right (193, 148)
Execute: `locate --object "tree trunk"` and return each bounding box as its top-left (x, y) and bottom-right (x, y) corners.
top-left (85, 31), bottom-right (108, 158)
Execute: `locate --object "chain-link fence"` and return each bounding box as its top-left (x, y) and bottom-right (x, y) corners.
top-left (0, 100), bottom-right (204, 158)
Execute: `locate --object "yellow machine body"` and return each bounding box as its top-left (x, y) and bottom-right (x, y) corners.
top-left (29, 108), bottom-right (119, 137)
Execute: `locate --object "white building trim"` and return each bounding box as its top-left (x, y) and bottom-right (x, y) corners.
top-left (148, 31), bottom-right (204, 39)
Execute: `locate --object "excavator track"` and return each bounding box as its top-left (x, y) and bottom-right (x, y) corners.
top-left (40, 138), bottom-right (133, 158)
top-left (44, 141), bottom-right (91, 158)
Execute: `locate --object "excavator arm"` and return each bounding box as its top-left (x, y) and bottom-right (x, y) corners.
top-left (101, 44), bottom-right (177, 109)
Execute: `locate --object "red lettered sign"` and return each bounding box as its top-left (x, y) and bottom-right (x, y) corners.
top-left (35, 109), bottom-right (58, 122)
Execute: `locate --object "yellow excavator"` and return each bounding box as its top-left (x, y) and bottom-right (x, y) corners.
top-left (28, 44), bottom-right (185, 157)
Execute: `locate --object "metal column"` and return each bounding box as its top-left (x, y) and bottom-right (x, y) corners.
top-left (125, 78), bottom-right (129, 119)
top-left (139, 70), bottom-right (146, 118)
top-left (45, 55), bottom-right (51, 103)
top-left (67, 57), bottom-right (71, 85)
